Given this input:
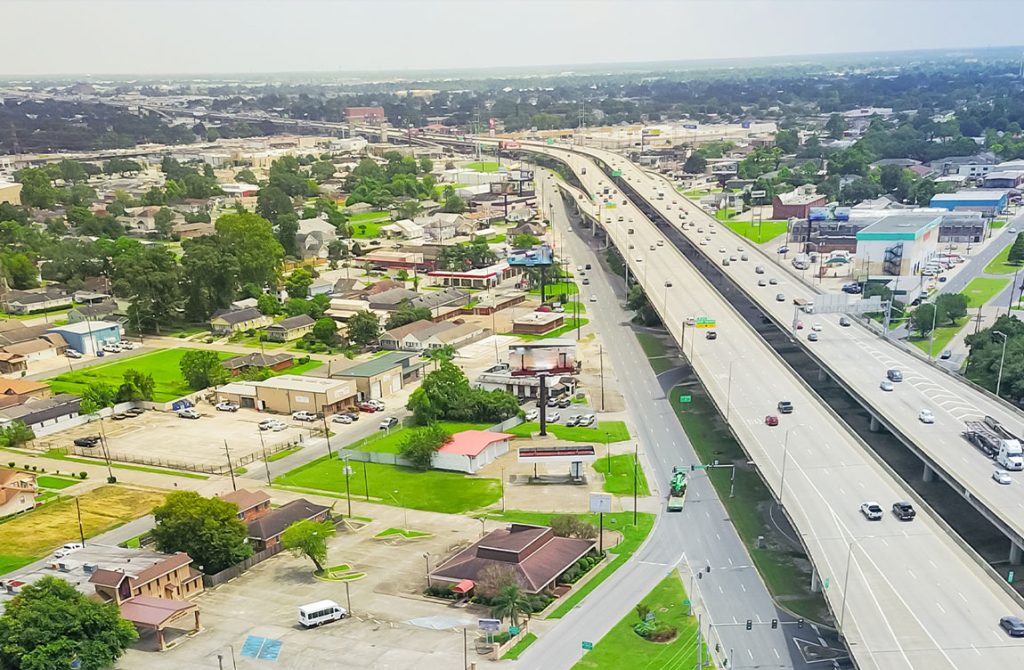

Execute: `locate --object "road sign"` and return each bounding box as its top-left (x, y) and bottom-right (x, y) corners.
top-left (678, 395), bottom-right (692, 403)
top-left (582, 641), bottom-right (594, 650)
top-left (751, 190), bottom-right (767, 198)
top-left (1010, 570), bottom-right (1016, 584)
top-left (479, 618), bottom-right (501, 632)
top-left (695, 316), bottom-right (716, 329)
top-left (611, 169), bottom-right (622, 177)
top-left (509, 625), bottom-right (521, 635)
top-left (589, 492), bottom-right (613, 513)
top-left (824, 577), bottom-right (830, 590)
top-left (546, 138), bottom-right (555, 145)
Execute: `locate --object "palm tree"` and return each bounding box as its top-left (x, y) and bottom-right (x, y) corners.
top-left (490, 584), bottom-right (532, 627)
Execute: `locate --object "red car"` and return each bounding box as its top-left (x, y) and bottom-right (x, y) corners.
top-left (794, 321), bottom-right (804, 330)
top-left (357, 402), bottom-right (378, 413)
top-left (764, 415), bottom-right (779, 426)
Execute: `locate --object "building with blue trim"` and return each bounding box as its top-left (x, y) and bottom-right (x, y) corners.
top-left (855, 214), bottom-right (941, 277)
top-left (46, 321), bottom-right (122, 356)
top-left (929, 190), bottom-right (1008, 215)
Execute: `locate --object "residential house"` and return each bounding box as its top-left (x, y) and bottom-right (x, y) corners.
top-left (230, 297), bottom-right (259, 311)
top-left (0, 393), bottom-right (81, 433)
top-left (332, 351), bottom-right (425, 400)
top-left (508, 222), bottom-right (545, 238)
top-left (1, 288), bottom-right (73, 315)
top-left (366, 287), bottom-right (421, 311)
top-left (420, 321), bottom-right (485, 350)
top-left (332, 278), bottom-right (365, 296)
top-left (506, 206), bottom-right (536, 223)
top-left (0, 321), bottom-right (68, 368)
top-left (416, 213), bottom-right (475, 242)
top-left (264, 315), bottom-right (316, 342)
top-left (383, 320), bottom-right (457, 352)
top-left (220, 488), bottom-right (272, 523)
top-left (408, 287), bottom-right (471, 315)
top-left (124, 206), bottom-right (163, 233)
top-left (209, 307), bottom-right (273, 335)
top-left (0, 379), bottom-right (51, 407)
top-left (432, 430), bottom-right (513, 474)
top-left (295, 218), bottom-right (338, 259)
top-left (0, 468), bottom-right (37, 517)
top-left (308, 278), bottom-right (335, 297)
top-left (246, 498), bottom-right (330, 551)
top-left (379, 319), bottom-right (436, 350)
top-left (380, 218), bottom-right (424, 240)
top-left (220, 352), bottom-right (294, 376)
top-left (67, 300), bottom-right (123, 326)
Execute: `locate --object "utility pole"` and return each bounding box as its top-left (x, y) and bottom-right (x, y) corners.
top-left (75, 496), bottom-right (85, 546)
top-left (258, 429), bottom-right (271, 486)
top-left (224, 441), bottom-right (236, 491)
top-left (599, 345), bottom-right (605, 411)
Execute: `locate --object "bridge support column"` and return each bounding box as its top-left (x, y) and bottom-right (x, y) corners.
top-left (922, 464), bottom-right (935, 483)
top-left (809, 568), bottom-right (821, 593)
top-left (817, 367), bottom-right (828, 383)
top-left (869, 415), bottom-right (882, 433)
top-left (1010, 541), bottom-right (1023, 566)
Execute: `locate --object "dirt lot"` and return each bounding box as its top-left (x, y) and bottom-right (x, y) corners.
top-left (120, 503), bottom-right (496, 669)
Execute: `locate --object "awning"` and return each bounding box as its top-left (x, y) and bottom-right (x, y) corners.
top-left (452, 579), bottom-right (475, 594)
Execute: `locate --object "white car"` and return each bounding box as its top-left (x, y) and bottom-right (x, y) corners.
top-left (525, 409), bottom-right (539, 421)
top-left (65, 349), bottom-right (83, 359)
top-left (718, 247), bottom-right (727, 253)
top-left (215, 402), bottom-right (239, 412)
top-left (177, 408), bottom-right (201, 420)
top-left (579, 414), bottom-right (596, 427)
top-left (880, 380), bottom-right (894, 392)
top-left (120, 341), bottom-right (136, 350)
top-left (590, 295), bottom-right (597, 303)
top-left (102, 343), bottom-right (121, 354)
top-left (993, 469), bottom-right (1012, 485)
top-left (259, 418), bottom-right (285, 431)
top-left (332, 414), bottom-right (353, 424)
top-left (292, 411), bottom-right (318, 422)
top-left (547, 411), bottom-right (561, 423)
top-left (657, 240), bottom-right (664, 247)
top-left (811, 323), bottom-right (822, 332)
top-left (918, 409), bottom-right (935, 424)
top-left (859, 502), bottom-right (883, 521)
top-left (54, 542), bottom-right (84, 558)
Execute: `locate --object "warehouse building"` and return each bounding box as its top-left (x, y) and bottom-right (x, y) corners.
top-left (215, 375), bottom-right (357, 415)
top-left (929, 190), bottom-right (1008, 216)
top-left (855, 214), bottom-right (941, 277)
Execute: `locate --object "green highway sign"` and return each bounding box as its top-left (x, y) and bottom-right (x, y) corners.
top-left (682, 599), bottom-right (690, 606)
top-left (611, 169), bottom-right (622, 177)
top-left (678, 395), bottom-right (692, 403)
top-left (1010, 571), bottom-right (1016, 584)
top-left (509, 626), bottom-right (521, 635)
top-left (582, 641), bottom-right (594, 650)
top-left (824, 577), bottom-right (830, 590)
top-left (546, 139), bottom-right (555, 145)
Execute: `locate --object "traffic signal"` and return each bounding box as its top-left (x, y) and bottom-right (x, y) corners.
top-left (771, 619), bottom-right (778, 629)
top-left (745, 619), bottom-right (752, 631)
top-left (691, 464), bottom-right (696, 471)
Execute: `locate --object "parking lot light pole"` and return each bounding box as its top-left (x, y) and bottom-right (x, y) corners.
top-left (223, 441), bottom-right (237, 492)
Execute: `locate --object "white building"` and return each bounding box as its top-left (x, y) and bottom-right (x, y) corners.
top-left (432, 430), bottom-right (513, 474)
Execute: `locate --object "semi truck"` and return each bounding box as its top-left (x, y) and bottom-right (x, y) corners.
top-left (667, 467), bottom-right (687, 512)
top-left (963, 420), bottom-right (1024, 470)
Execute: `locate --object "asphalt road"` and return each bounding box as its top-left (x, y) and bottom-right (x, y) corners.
top-left (517, 144), bottom-right (1024, 669)
top-left (520, 173), bottom-right (797, 670)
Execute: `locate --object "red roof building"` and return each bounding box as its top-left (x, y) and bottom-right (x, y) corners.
top-left (346, 106), bottom-right (386, 124)
top-left (433, 430), bottom-right (513, 473)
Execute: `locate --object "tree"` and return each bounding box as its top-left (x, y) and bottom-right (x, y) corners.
top-left (490, 584), bottom-right (533, 627)
top-left (683, 153), bottom-right (708, 174)
top-left (550, 515), bottom-right (598, 540)
top-left (235, 168), bottom-right (258, 184)
top-left (180, 236), bottom-right (241, 321)
top-left (511, 234), bottom-right (541, 249)
top-left (312, 317), bottom-right (338, 344)
top-left (878, 164), bottom-right (904, 193)
top-left (441, 194), bottom-right (466, 214)
top-left (112, 245), bottom-right (181, 332)
top-left (0, 421), bottom-right (34, 449)
top-left (774, 128), bottom-right (799, 154)
top-left (397, 199), bottom-right (424, 221)
top-left (825, 113), bottom-right (846, 139)
top-left (285, 267), bottom-right (314, 299)
top-left (257, 293), bottom-right (281, 315)
top-left (935, 292), bottom-right (968, 325)
top-left (256, 185), bottom-right (293, 224)
top-left (116, 369), bottom-right (155, 402)
top-left (385, 301), bottom-right (432, 329)
top-left (407, 360), bottom-right (519, 424)
top-left (0, 576), bottom-right (138, 670)
top-left (1008, 234), bottom-right (1024, 266)
top-left (399, 424), bottom-right (450, 469)
top-left (214, 212), bottom-right (284, 288)
top-left (475, 563), bottom-right (518, 600)
top-left (281, 519), bottom-right (335, 573)
top-left (15, 167), bottom-right (59, 209)
top-left (154, 207), bottom-right (175, 238)
top-left (1, 253), bottom-right (39, 289)
top-left (179, 349), bottom-right (230, 390)
top-left (419, 157), bottom-right (434, 174)
top-left (151, 491), bottom-right (253, 574)
top-left (310, 161), bottom-right (336, 183)
top-left (910, 302), bottom-right (939, 337)
top-left (80, 384), bottom-right (117, 415)
top-left (347, 310), bottom-right (381, 347)
top-left (275, 213), bottom-right (300, 257)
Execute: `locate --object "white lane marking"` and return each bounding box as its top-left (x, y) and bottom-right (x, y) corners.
top-left (774, 648), bottom-right (780, 659)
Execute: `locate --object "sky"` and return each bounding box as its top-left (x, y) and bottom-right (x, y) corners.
top-left (2, 0), bottom-right (1022, 77)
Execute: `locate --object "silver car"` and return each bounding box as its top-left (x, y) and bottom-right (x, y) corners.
top-left (880, 380), bottom-right (894, 392)
top-left (993, 470), bottom-right (1012, 485)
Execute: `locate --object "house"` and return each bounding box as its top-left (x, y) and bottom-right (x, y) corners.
top-left (772, 188), bottom-right (827, 220)
top-left (506, 206), bottom-right (536, 223)
top-left (0, 468), bottom-right (37, 517)
top-left (408, 287), bottom-right (471, 314)
top-left (0, 321), bottom-right (68, 367)
top-left (247, 498), bottom-right (330, 551)
top-left (433, 430), bottom-right (514, 474)
top-left (308, 278), bottom-right (335, 298)
top-left (72, 290), bottom-right (110, 305)
top-left (47, 321), bottom-right (121, 356)
top-left (0, 379), bottom-right (51, 404)
top-left (220, 352), bottom-right (294, 376)
top-left (379, 319), bottom-right (436, 350)
top-left (209, 307), bottom-right (273, 335)
top-left (508, 222), bottom-right (545, 238)
top-left (430, 523), bottom-right (596, 594)
top-left (366, 287), bottom-right (422, 311)
top-left (380, 218), bottom-right (425, 240)
top-left (230, 297), bottom-right (259, 311)
top-left (295, 218), bottom-right (339, 259)
top-left (264, 315), bottom-right (316, 342)
top-left (0, 393), bottom-right (81, 433)
top-left (416, 213), bottom-right (475, 242)
top-left (332, 351), bottom-right (425, 400)
top-left (220, 488), bottom-right (272, 522)
top-left (1, 288), bottom-right (73, 315)
top-left (215, 374), bottom-right (357, 415)
top-left (89, 551), bottom-right (203, 651)
top-left (420, 321), bottom-right (485, 350)
top-left (386, 320), bottom-right (457, 351)
top-left (67, 300), bottom-right (121, 325)
top-left (124, 206), bottom-right (163, 232)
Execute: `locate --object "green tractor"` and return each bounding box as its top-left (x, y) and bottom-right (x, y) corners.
top-left (668, 467), bottom-right (687, 511)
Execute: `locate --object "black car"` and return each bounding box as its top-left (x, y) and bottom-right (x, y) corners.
top-left (73, 436), bottom-right (101, 448)
top-left (892, 501), bottom-right (916, 521)
top-left (585, 264), bottom-right (592, 270)
top-left (1000, 616), bottom-right (1024, 637)
top-left (125, 407), bottom-right (145, 416)
top-left (706, 331), bottom-right (718, 340)
top-left (777, 401), bottom-right (793, 414)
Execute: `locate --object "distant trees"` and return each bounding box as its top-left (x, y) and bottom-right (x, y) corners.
top-left (385, 301), bottom-right (432, 329)
top-left (213, 212), bottom-right (284, 288)
top-left (1009, 234), bottom-right (1024, 266)
top-left (682, 153), bottom-right (707, 174)
top-left (346, 310), bottom-right (381, 347)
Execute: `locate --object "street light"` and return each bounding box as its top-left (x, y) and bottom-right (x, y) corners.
top-left (839, 540), bottom-right (858, 636)
top-left (779, 425), bottom-right (804, 506)
top-left (389, 489), bottom-right (409, 531)
top-left (994, 330), bottom-right (1009, 398)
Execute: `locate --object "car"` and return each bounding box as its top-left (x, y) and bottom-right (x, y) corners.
top-left (757, 279), bottom-right (767, 287)
top-left (860, 502), bottom-right (883, 521)
top-left (795, 321), bottom-right (804, 330)
top-left (892, 501), bottom-right (916, 521)
top-left (356, 402), bottom-right (378, 413)
top-left (379, 417), bottom-right (399, 430)
top-left (650, 244), bottom-right (656, 251)
top-left (775, 293), bottom-right (786, 302)
top-left (697, 227), bottom-right (705, 234)
top-left (811, 323), bottom-right (822, 332)
top-left (736, 246), bottom-right (744, 252)
top-left (590, 295), bottom-right (597, 303)
top-left (576, 265), bottom-right (584, 272)
top-left (215, 401), bottom-right (239, 412)
top-left (777, 401), bottom-right (794, 414)
top-left (557, 397), bottom-right (571, 409)
top-left (706, 331), bottom-right (718, 340)
top-left (699, 239), bottom-right (708, 246)
top-left (120, 341), bottom-right (136, 350)
top-left (740, 254), bottom-right (749, 261)
top-left (722, 258), bottom-right (731, 267)
top-left (880, 380), bottom-right (894, 392)
top-left (547, 411), bottom-right (561, 423)
top-left (177, 408), bottom-right (201, 420)
top-left (1000, 615), bottom-right (1024, 637)
top-left (777, 246), bottom-right (789, 254)
top-left (657, 240), bottom-right (664, 247)
top-left (525, 409), bottom-right (539, 421)
top-left (582, 278), bottom-right (590, 285)
top-left (918, 409), bottom-right (935, 424)
top-left (807, 332), bottom-right (819, 342)
top-left (292, 411), bottom-right (318, 422)
top-left (764, 415), bottom-right (779, 426)
top-left (585, 264), bottom-right (591, 270)
top-left (332, 413), bottom-right (353, 424)
top-left (755, 265), bottom-right (765, 274)
top-left (565, 415), bottom-right (581, 427)
top-left (769, 277), bottom-right (779, 285)
top-left (729, 255), bottom-right (738, 262)
top-left (259, 418), bottom-right (283, 431)
top-left (65, 349), bottom-right (83, 359)
top-left (579, 414), bottom-right (596, 427)
top-left (102, 343), bottom-right (121, 354)
top-left (839, 316), bottom-right (851, 327)
top-left (1010, 227), bottom-right (1018, 234)
top-left (665, 281), bottom-right (673, 287)
top-left (940, 349), bottom-right (952, 360)
top-left (718, 247), bottom-right (727, 253)
top-left (993, 469), bottom-right (1013, 485)
top-left (54, 542), bottom-right (84, 559)
top-left (73, 436), bottom-right (101, 448)
top-left (886, 368), bottom-right (903, 382)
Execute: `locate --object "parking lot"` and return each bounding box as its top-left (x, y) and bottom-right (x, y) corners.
top-left (54, 407), bottom-right (332, 471)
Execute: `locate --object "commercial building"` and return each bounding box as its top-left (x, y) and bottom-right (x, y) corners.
top-left (220, 488), bottom-right (272, 523)
top-left (0, 180), bottom-right (23, 206)
top-left (46, 321), bottom-right (122, 356)
top-left (982, 171), bottom-right (1024, 189)
top-left (427, 261), bottom-right (523, 289)
top-left (855, 214), bottom-right (941, 276)
top-left (512, 311), bottom-right (564, 335)
top-left (246, 498), bottom-right (330, 551)
top-left (332, 351), bottom-right (424, 400)
top-left (772, 188), bottom-right (827, 219)
top-left (433, 430), bottom-right (514, 474)
top-left (215, 374), bottom-right (357, 415)
top-left (929, 190), bottom-right (1008, 216)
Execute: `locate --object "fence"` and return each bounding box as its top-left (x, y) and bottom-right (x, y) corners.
top-left (202, 544), bottom-right (285, 588)
top-left (337, 449), bottom-right (415, 467)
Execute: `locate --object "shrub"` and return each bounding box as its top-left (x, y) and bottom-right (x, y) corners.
top-left (7, 462), bottom-right (14, 468)
top-left (633, 620), bottom-right (655, 637)
top-left (425, 584), bottom-right (456, 599)
top-left (107, 475), bottom-right (117, 484)
top-left (79, 471), bottom-right (88, 479)
top-left (647, 623), bottom-right (678, 643)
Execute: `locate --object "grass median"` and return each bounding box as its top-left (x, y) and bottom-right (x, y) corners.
top-left (983, 243), bottom-right (1024, 275)
top-left (593, 454), bottom-right (650, 497)
top-left (724, 219), bottom-right (790, 244)
top-left (963, 277), bottom-right (1010, 308)
top-left (505, 420), bottom-right (630, 443)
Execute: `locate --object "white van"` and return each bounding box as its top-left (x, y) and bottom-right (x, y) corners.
top-left (298, 600), bottom-right (347, 628)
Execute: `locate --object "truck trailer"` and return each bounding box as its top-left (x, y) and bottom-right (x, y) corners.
top-left (963, 420), bottom-right (1024, 470)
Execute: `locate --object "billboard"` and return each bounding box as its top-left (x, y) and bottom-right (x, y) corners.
top-left (498, 140), bottom-right (520, 150)
top-left (509, 340), bottom-right (577, 377)
top-left (490, 181), bottom-right (517, 195)
top-left (507, 245), bottom-right (554, 267)
top-left (510, 169), bottom-right (534, 182)
top-left (683, 123), bottom-right (698, 130)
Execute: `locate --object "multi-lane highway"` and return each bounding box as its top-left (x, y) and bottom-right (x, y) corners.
top-left (516, 141), bottom-right (1024, 669)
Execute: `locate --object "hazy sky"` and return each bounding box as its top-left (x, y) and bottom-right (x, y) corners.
top-left (2, 0), bottom-right (1022, 76)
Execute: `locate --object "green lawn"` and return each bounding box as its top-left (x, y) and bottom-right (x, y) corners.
top-left (490, 234), bottom-right (507, 244)
top-left (983, 244), bottom-right (1024, 275)
top-left (990, 220), bottom-right (1007, 229)
top-left (374, 527), bottom-right (432, 539)
top-left (0, 306), bottom-right (71, 321)
top-left (504, 318), bottom-right (589, 341)
top-left (529, 282), bottom-right (579, 298)
top-left (908, 318), bottom-right (967, 356)
top-left (714, 207), bottom-right (738, 221)
top-left (350, 210), bottom-right (391, 222)
top-left (35, 475), bottom-right (79, 490)
top-left (505, 420), bottom-right (630, 443)
top-left (47, 348), bottom-right (234, 402)
top-left (348, 422), bottom-right (491, 454)
top-left (465, 161), bottom-right (500, 172)
top-left (501, 633), bottom-right (538, 660)
top-left (484, 510), bottom-right (654, 619)
top-left (962, 277), bottom-right (1010, 308)
top-left (0, 555), bottom-right (37, 575)
top-left (724, 219), bottom-right (790, 244)
top-left (560, 301), bottom-right (587, 315)
top-left (351, 221), bottom-right (386, 239)
top-left (275, 457), bottom-right (501, 514)
top-left (288, 359), bottom-right (325, 375)
top-left (574, 573), bottom-right (706, 670)
top-left (265, 446), bottom-right (303, 462)
top-left (593, 454), bottom-right (650, 497)
top-left (683, 188), bottom-right (722, 197)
